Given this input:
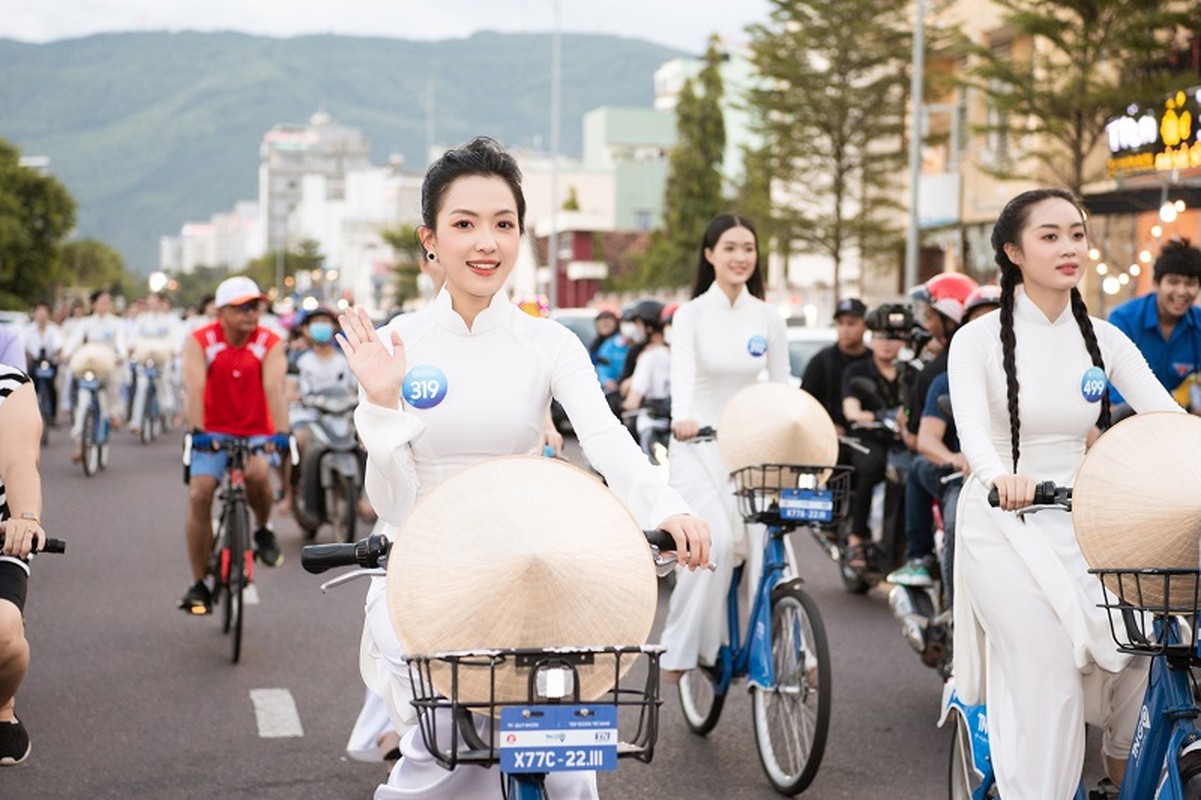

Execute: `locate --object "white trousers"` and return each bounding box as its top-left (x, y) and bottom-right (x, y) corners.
top-left (961, 520), bottom-right (1146, 799)
top-left (658, 439), bottom-right (762, 671)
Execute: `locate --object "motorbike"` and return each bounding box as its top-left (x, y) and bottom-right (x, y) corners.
top-left (887, 393), bottom-right (960, 678)
top-left (291, 386), bottom-right (364, 543)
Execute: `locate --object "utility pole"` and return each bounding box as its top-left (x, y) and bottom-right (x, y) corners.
top-left (905, 0), bottom-right (927, 290)
top-left (547, 1), bottom-right (562, 311)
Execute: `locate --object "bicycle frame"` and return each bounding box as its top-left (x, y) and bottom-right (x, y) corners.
top-left (713, 526), bottom-right (791, 695)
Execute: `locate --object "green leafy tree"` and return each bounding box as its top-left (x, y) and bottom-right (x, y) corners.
top-left (243, 238), bottom-right (326, 296)
top-left (634, 36), bottom-right (727, 290)
top-left (968, 0), bottom-right (1201, 195)
top-left (171, 265), bottom-right (227, 312)
top-left (60, 239), bottom-right (140, 300)
top-left (0, 139), bottom-right (76, 308)
top-left (747, 0), bottom-right (911, 299)
top-left (382, 225), bottom-right (424, 306)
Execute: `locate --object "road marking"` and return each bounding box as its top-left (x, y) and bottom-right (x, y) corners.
top-left (250, 688), bottom-right (304, 738)
top-left (243, 584), bottom-right (259, 605)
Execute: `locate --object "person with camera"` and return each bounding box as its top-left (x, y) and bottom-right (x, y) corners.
top-left (887, 273), bottom-right (977, 586)
top-left (840, 305), bottom-right (911, 569)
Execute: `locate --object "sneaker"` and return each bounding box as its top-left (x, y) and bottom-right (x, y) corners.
top-left (179, 580), bottom-right (212, 615)
top-left (254, 527), bottom-right (283, 567)
top-left (887, 558), bottom-right (934, 588)
top-left (0, 719), bottom-right (31, 766)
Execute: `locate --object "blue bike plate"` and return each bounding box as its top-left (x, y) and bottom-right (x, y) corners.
top-left (499, 705), bottom-right (617, 773)
top-left (779, 488), bottom-right (834, 522)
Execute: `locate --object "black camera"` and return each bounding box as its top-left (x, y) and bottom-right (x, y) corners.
top-left (865, 303), bottom-right (932, 354)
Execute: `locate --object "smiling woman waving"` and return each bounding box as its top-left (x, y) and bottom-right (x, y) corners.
top-left (336, 137), bottom-right (711, 800)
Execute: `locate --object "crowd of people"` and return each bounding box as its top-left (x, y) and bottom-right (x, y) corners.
top-left (5, 134), bottom-right (1201, 799)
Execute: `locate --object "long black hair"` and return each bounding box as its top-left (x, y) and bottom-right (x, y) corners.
top-left (990, 188), bottom-right (1110, 472)
top-left (420, 137), bottom-right (526, 235)
top-left (690, 214), bottom-right (765, 300)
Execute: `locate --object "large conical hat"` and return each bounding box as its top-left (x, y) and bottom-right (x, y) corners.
top-left (717, 382), bottom-right (839, 476)
top-left (386, 456), bottom-right (658, 705)
top-left (1074, 412), bottom-right (1201, 609)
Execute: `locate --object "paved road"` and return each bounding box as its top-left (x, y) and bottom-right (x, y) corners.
top-left (5, 428), bottom-right (1102, 798)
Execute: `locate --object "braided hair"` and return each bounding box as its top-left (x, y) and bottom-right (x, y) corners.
top-left (990, 188), bottom-right (1110, 472)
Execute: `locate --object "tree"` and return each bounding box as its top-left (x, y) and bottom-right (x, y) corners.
top-left (634, 36), bottom-right (727, 290)
top-left (747, 0), bottom-right (911, 299)
top-left (382, 225), bottom-right (424, 306)
top-left (60, 239), bottom-right (140, 300)
top-left (0, 138), bottom-right (76, 308)
top-left (171, 265), bottom-right (227, 312)
top-left (968, 1), bottom-right (1201, 195)
top-left (243, 238), bottom-right (325, 297)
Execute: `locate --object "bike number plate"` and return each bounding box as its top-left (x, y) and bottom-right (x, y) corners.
top-left (499, 705), bottom-right (617, 773)
top-left (779, 488), bottom-right (834, 522)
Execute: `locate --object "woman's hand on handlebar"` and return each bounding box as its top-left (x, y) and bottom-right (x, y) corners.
top-left (990, 474), bottom-right (1037, 511)
top-left (0, 517), bottom-right (45, 559)
top-left (337, 306), bottom-right (406, 410)
top-left (656, 514), bottom-right (711, 571)
top-left (672, 419), bottom-right (700, 441)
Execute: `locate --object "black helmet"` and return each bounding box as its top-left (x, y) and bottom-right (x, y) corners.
top-left (621, 299), bottom-right (665, 329)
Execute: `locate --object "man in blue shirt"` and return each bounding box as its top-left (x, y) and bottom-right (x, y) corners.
top-left (1108, 239), bottom-right (1201, 409)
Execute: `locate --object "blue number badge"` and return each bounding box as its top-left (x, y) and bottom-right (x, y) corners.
top-left (1080, 366), bottom-right (1107, 404)
top-left (747, 334), bottom-right (769, 357)
top-left (402, 365), bottom-right (448, 409)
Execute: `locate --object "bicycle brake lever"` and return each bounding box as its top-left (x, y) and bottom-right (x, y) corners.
top-left (651, 547), bottom-right (716, 575)
top-left (319, 567), bottom-right (386, 593)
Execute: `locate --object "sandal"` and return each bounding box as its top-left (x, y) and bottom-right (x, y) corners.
top-left (843, 537), bottom-right (871, 570)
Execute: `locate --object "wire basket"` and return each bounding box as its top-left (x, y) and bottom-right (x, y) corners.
top-left (1091, 567), bottom-right (1201, 664)
top-left (403, 645), bottom-right (663, 772)
top-left (729, 464), bottom-right (853, 528)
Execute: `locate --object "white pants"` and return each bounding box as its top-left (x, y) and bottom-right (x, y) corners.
top-left (961, 519), bottom-right (1146, 799)
top-left (659, 439), bottom-right (762, 671)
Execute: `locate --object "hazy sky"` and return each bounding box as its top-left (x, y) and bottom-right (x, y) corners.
top-left (1, 0), bottom-right (772, 53)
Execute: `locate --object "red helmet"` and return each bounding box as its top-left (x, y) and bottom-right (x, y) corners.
top-left (963, 284), bottom-right (1002, 320)
top-left (912, 273), bottom-right (978, 324)
top-left (661, 302), bottom-right (679, 324)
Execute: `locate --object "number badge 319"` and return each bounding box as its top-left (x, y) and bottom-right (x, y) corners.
top-left (403, 365), bottom-right (449, 409)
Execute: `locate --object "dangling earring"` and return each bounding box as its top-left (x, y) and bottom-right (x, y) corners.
top-left (426, 251), bottom-right (437, 262)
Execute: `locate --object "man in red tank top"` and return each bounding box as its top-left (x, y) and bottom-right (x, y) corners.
top-left (177, 276), bottom-right (290, 614)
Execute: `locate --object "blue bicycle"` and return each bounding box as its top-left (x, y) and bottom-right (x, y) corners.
top-left (944, 482), bottom-right (1201, 799)
top-left (74, 369), bottom-right (111, 477)
top-left (676, 450), bottom-right (850, 795)
top-left (130, 357), bottom-right (165, 444)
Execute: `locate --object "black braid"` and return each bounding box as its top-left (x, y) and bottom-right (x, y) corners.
top-left (1069, 287), bottom-right (1111, 431)
top-left (998, 264), bottom-right (1021, 471)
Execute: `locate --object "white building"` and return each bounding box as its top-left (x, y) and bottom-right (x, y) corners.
top-left (159, 201), bottom-right (264, 274)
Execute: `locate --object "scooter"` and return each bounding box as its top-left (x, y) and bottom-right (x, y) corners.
top-left (291, 386), bottom-right (364, 543)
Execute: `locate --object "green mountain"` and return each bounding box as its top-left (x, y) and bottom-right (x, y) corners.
top-left (0, 30), bottom-right (686, 272)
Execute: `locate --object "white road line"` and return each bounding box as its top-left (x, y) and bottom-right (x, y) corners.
top-left (243, 584), bottom-right (260, 605)
top-left (250, 688), bottom-right (304, 738)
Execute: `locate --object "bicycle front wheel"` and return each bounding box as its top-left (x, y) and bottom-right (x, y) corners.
top-left (228, 498), bottom-right (248, 664)
top-left (81, 402), bottom-right (99, 477)
top-left (948, 710), bottom-right (991, 799)
top-left (751, 585), bottom-right (830, 795)
top-left (678, 662), bottom-right (727, 735)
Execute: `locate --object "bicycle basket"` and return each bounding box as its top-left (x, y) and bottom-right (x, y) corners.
top-left (729, 464), bottom-right (853, 528)
top-left (1091, 568), bottom-right (1201, 663)
top-left (404, 645), bottom-right (663, 771)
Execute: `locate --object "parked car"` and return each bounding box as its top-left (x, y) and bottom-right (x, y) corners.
top-left (787, 326), bottom-right (837, 388)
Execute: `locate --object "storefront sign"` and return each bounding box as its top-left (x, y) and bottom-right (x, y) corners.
top-left (1106, 88), bottom-right (1201, 177)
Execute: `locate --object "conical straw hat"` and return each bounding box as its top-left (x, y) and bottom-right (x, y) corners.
top-left (386, 456), bottom-right (658, 705)
top-left (1074, 412), bottom-right (1201, 609)
top-left (717, 383), bottom-right (839, 477)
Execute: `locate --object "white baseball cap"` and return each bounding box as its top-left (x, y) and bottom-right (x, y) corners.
top-left (215, 276), bottom-right (267, 309)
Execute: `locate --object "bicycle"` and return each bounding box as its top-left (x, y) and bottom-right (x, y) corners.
top-left (74, 370), bottom-right (111, 477)
top-left (943, 480), bottom-right (1201, 800)
top-left (301, 529), bottom-right (682, 799)
top-left (130, 358), bottom-right (165, 444)
top-left (30, 350), bottom-right (56, 447)
top-left (184, 432), bottom-right (290, 664)
top-left (676, 427), bottom-right (850, 795)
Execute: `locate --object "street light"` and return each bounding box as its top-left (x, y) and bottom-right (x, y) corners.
top-left (547, 0), bottom-right (562, 311)
top-left (903, 0), bottom-right (927, 292)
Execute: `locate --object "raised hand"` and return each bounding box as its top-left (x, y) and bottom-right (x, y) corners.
top-left (337, 307), bottom-right (406, 409)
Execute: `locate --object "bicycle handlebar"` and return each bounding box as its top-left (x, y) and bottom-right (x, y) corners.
top-left (987, 481), bottom-right (1072, 508)
top-left (190, 433), bottom-right (292, 452)
top-left (301, 530), bottom-right (679, 575)
top-left (0, 535), bottom-right (66, 554)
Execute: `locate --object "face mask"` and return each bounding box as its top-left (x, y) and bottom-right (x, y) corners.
top-left (308, 321), bottom-right (334, 344)
top-left (621, 321), bottom-right (645, 344)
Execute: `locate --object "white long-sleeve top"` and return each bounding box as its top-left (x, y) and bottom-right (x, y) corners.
top-left (354, 288), bottom-right (691, 530)
top-left (947, 288), bottom-right (1181, 701)
top-left (63, 313), bottom-right (128, 360)
top-left (670, 283), bottom-right (790, 426)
